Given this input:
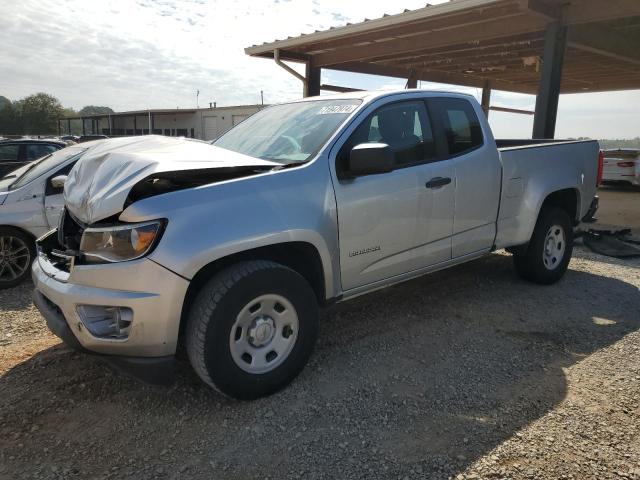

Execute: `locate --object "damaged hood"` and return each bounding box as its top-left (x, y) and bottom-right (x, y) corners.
top-left (64, 135), bottom-right (278, 224)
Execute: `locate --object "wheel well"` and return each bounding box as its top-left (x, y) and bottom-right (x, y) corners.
top-left (506, 189), bottom-right (579, 257)
top-left (540, 189), bottom-right (579, 225)
top-left (178, 242), bottom-right (326, 337)
top-left (0, 225), bottom-right (37, 243)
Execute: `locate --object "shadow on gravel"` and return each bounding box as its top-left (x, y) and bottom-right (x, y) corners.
top-left (573, 242), bottom-right (640, 268)
top-left (1, 253), bottom-right (639, 479)
top-left (0, 280), bottom-right (35, 311)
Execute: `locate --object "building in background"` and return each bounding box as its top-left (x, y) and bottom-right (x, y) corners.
top-left (58, 104), bottom-right (264, 141)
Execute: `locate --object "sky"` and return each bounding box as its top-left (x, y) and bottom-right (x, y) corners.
top-left (1, 0), bottom-right (639, 139)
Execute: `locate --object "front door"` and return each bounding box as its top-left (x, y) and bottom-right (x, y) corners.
top-left (331, 100), bottom-right (455, 291)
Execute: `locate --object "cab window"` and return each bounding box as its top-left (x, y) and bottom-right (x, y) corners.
top-left (429, 98), bottom-right (483, 156)
top-left (338, 100), bottom-right (436, 172)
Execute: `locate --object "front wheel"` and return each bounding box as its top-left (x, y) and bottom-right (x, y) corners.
top-left (513, 207), bottom-right (573, 285)
top-left (0, 227), bottom-right (36, 289)
top-left (186, 260), bottom-right (319, 400)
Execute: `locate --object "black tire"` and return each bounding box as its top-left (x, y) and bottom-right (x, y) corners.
top-left (186, 260), bottom-right (319, 400)
top-left (513, 207), bottom-right (573, 285)
top-left (0, 227), bottom-right (36, 290)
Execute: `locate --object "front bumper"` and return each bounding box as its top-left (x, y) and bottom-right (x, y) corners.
top-left (32, 248), bottom-right (190, 358)
top-left (32, 288), bottom-right (175, 384)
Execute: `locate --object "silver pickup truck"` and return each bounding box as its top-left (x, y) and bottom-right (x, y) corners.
top-left (32, 90), bottom-right (601, 399)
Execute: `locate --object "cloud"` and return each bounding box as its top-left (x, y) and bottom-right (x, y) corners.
top-left (0, 0), bottom-right (638, 139)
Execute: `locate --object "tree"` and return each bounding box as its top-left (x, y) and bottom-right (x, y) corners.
top-left (16, 93), bottom-right (64, 135)
top-left (0, 96), bottom-right (10, 110)
top-left (0, 97), bottom-right (21, 135)
top-left (78, 106), bottom-right (114, 116)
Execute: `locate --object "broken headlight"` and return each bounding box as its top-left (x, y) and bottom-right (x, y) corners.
top-left (79, 220), bottom-right (164, 263)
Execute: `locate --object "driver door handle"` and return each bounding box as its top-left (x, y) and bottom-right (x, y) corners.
top-left (425, 177), bottom-right (451, 189)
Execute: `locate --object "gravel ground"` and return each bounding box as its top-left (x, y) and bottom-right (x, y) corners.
top-left (1, 188), bottom-right (639, 480)
top-left (596, 184), bottom-right (640, 236)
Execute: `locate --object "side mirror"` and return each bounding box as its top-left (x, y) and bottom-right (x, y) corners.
top-left (50, 175), bottom-right (67, 189)
top-left (348, 143), bottom-right (395, 177)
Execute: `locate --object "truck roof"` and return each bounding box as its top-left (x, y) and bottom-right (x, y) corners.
top-left (285, 89), bottom-right (476, 105)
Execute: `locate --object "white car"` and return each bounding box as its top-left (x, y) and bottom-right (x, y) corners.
top-left (603, 149), bottom-right (639, 186)
top-left (0, 145), bottom-right (90, 288)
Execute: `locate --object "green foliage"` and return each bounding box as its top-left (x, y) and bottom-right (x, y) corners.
top-left (15, 93), bottom-right (65, 135)
top-left (78, 106), bottom-right (114, 115)
top-left (0, 94), bottom-right (117, 136)
top-left (0, 98), bottom-right (21, 135)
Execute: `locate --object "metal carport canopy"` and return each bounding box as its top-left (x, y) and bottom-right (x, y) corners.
top-left (245, 0), bottom-right (640, 138)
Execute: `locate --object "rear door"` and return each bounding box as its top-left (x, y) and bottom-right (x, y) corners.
top-left (428, 97), bottom-right (502, 258)
top-left (331, 99), bottom-right (455, 291)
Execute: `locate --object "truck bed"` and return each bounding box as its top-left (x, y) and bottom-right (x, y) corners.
top-left (495, 139), bottom-right (573, 148)
top-left (494, 139), bottom-right (600, 249)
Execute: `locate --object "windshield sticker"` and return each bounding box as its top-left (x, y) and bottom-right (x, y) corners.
top-left (318, 104), bottom-right (358, 115)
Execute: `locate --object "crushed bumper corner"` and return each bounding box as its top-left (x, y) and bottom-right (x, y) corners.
top-left (33, 288), bottom-right (176, 385)
top-left (33, 289), bottom-right (84, 351)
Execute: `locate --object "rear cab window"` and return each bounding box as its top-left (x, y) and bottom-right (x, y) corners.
top-left (428, 97), bottom-right (484, 156)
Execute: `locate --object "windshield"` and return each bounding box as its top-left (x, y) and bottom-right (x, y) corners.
top-left (5, 146), bottom-right (87, 191)
top-left (213, 99), bottom-right (362, 164)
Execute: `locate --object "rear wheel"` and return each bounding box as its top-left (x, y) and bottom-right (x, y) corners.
top-left (186, 260), bottom-right (319, 400)
top-left (513, 207), bottom-right (573, 285)
top-left (0, 227), bottom-right (35, 289)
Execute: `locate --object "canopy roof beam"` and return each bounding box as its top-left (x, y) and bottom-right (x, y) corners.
top-left (568, 24), bottom-right (640, 67)
top-left (312, 14), bottom-right (548, 68)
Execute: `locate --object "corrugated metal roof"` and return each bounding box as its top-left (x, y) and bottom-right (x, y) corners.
top-left (245, 0), bottom-right (640, 95)
top-left (246, 0), bottom-right (500, 54)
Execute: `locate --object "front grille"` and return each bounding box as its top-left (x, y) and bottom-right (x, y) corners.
top-left (37, 209), bottom-right (85, 273)
top-left (58, 208), bottom-right (84, 252)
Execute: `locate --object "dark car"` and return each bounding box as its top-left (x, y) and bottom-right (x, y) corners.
top-left (0, 139), bottom-right (67, 177)
top-left (60, 135), bottom-right (80, 142)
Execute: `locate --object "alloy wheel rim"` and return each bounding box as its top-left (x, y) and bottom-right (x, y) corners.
top-left (0, 236), bottom-right (31, 282)
top-left (229, 294), bottom-right (299, 374)
top-left (542, 225), bottom-right (566, 271)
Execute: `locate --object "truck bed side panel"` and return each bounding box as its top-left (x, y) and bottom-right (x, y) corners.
top-left (495, 140), bottom-right (599, 249)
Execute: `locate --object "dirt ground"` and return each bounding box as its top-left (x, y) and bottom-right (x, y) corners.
top-left (597, 183), bottom-right (640, 235)
top-left (1, 186), bottom-right (639, 480)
